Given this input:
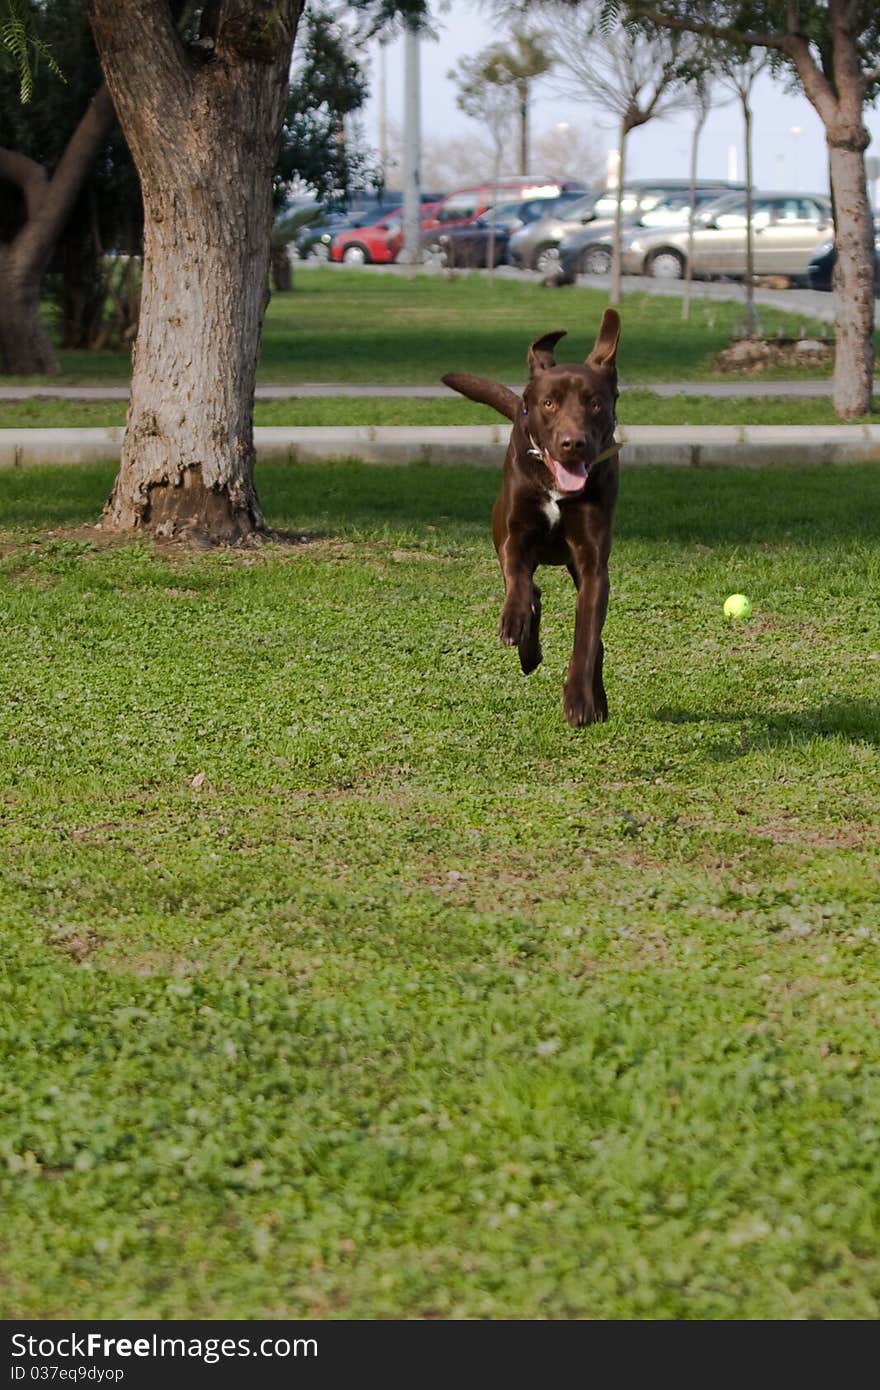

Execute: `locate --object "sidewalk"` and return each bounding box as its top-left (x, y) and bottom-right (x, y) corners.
top-left (0, 378), bottom-right (876, 401)
top-left (3, 423), bottom-right (880, 470)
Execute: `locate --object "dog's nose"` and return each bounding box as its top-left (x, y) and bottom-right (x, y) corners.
top-left (559, 433), bottom-right (586, 454)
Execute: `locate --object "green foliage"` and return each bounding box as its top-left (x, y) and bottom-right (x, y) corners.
top-left (278, 6), bottom-right (379, 205)
top-left (0, 0), bottom-right (63, 103)
top-left (1, 459), bottom-right (880, 1316)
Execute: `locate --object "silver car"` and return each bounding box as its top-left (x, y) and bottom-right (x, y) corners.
top-left (507, 181), bottom-right (740, 275)
top-left (620, 191), bottom-right (833, 280)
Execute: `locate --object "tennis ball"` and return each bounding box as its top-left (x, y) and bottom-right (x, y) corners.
top-left (723, 593), bottom-right (752, 620)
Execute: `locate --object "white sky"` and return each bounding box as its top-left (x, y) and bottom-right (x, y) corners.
top-left (357, 1), bottom-right (880, 201)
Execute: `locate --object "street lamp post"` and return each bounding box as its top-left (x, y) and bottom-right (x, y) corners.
top-left (400, 21), bottom-right (422, 266)
top-left (789, 125), bottom-right (803, 190)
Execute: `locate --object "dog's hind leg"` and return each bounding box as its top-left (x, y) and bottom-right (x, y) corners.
top-left (518, 584), bottom-right (542, 674)
top-left (592, 639), bottom-right (608, 721)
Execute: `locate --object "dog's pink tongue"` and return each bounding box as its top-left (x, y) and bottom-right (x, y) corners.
top-left (547, 453), bottom-right (587, 493)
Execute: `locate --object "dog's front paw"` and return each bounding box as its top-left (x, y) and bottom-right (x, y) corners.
top-left (499, 600), bottom-right (533, 648)
top-left (563, 683), bottom-right (607, 728)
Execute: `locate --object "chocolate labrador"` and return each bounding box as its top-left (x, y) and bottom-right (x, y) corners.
top-left (443, 309), bottom-right (621, 726)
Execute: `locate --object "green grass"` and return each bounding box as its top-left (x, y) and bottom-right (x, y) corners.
top-left (1, 391), bottom-right (877, 429)
top-left (2, 459), bottom-right (880, 1319)
top-left (6, 269), bottom-right (853, 386)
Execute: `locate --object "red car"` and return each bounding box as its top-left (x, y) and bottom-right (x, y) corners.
top-left (330, 203), bottom-right (442, 264)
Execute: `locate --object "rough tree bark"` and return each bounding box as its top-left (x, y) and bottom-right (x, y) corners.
top-left (0, 86), bottom-right (116, 375)
top-left (87, 0), bottom-right (302, 542)
top-left (779, 2), bottom-right (874, 415)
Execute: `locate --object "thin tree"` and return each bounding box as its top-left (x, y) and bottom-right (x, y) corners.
top-left (680, 74), bottom-right (712, 322)
top-left (716, 50), bottom-right (768, 337)
top-left (449, 48), bottom-right (518, 268)
top-left (486, 28), bottom-right (555, 174)
top-left (614, 0), bottom-right (880, 417)
top-left (548, 16), bottom-right (692, 304)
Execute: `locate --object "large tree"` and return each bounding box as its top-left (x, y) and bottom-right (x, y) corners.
top-left (617, 1), bottom-right (880, 417)
top-left (86, 0), bottom-right (420, 544)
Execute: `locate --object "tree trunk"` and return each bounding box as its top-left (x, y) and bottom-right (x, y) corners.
top-left (271, 242), bottom-right (292, 291)
top-left (743, 95), bottom-right (755, 338)
top-left (0, 245), bottom-right (60, 373)
top-left (682, 101), bottom-right (707, 323)
top-left (518, 82), bottom-right (528, 175)
top-left (610, 120), bottom-right (627, 307)
top-left (88, 1), bottom-right (301, 542)
top-left (0, 86), bottom-right (116, 376)
top-left (780, 1), bottom-right (874, 417)
top-left (828, 138), bottom-right (874, 417)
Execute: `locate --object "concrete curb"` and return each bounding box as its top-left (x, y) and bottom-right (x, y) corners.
top-left (3, 424), bottom-right (880, 470)
top-left (1, 379), bottom-right (877, 401)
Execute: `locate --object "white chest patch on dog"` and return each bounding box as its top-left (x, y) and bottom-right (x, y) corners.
top-left (542, 493), bottom-right (562, 528)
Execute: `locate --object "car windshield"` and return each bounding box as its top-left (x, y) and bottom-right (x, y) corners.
top-left (694, 193), bottom-right (744, 225)
top-left (638, 190), bottom-right (729, 226)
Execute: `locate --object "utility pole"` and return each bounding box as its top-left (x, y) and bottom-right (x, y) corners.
top-left (378, 38), bottom-right (387, 190)
top-left (401, 19), bottom-right (422, 265)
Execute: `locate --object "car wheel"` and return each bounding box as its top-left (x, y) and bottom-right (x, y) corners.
top-left (534, 244), bottom-right (561, 276)
top-left (421, 242), bottom-right (448, 269)
top-left (580, 244), bottom-right (612, 276)
top-left (342, 244), bottom-right (369, 265)
top-left (308, 242), bottom-right (331, 263)
top-left (646, 249), bottom-right (685, 280)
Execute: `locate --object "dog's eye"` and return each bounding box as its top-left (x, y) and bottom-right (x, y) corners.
top-left (590, 397), bottom-right (602, 413)
top-left (543, 398), bottom-right (556, 410)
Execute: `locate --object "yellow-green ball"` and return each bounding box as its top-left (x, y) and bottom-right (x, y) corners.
top-left (723, 593), bottom-right (752, 620)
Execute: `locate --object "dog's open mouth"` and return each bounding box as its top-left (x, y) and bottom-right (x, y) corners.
top-left (543, 450), bottom-right (588, 494)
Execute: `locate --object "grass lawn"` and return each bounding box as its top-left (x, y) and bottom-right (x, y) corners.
top-left (7, 268), bottom-right (854, 387)
top-left (1, 391), bottom-right (877, 429)
top-left (1, 458), bottom-right (879, 1319)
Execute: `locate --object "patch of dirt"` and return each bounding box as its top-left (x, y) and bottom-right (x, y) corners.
top-left (749, 818), bottom-right (872, 850)
top-left (714, 337), bottom-right (834, 374)
top-left (48, 927), bottom-right (106, 963)
top-left (0, 524), bottom-right (326, 564)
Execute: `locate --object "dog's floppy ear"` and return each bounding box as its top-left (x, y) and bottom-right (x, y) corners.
top-left (528, 329), bottom-right (567, 374)
top-left (587, 308), bottom-right (620, 371)
top-left (442, 373), bottom-right (521, 423)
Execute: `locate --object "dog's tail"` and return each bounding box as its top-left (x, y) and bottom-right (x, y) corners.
top-left (442, 373), bottom-right (521, 423)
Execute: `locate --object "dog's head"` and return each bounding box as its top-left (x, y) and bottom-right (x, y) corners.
top-left (522, 309), bottom-right (620, 495)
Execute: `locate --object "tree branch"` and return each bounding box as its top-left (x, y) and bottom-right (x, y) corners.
top-left (0, 148), bottom-right (48, 221)
top-left (14, 85), bottom-right (117, 277)
top-left (630, 6), bottom-right (787, 51)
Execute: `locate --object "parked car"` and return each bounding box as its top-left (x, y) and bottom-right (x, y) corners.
top-left (554, 189), bottom-right (740, 280)
top-left (420, 175), bottom-right (588, 237)
top-left (330, 203), bottom-right (444, 264)
top-left (296, 210), bottom-right (368, 261)
top-left (619, 190), bottom-right (833, 281)
top-left (806, 220), bottom-right (880, 292)
top-left (506, 180), bottom-right (743, 275)
top-left (292, 192), bottom-right (442, 261)
top-left (420, 193), bottom-right (587, 268)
